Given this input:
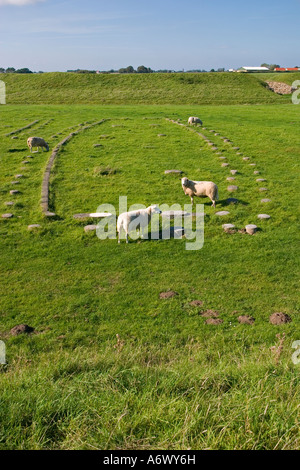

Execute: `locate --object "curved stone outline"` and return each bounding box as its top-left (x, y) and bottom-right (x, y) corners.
top-left (41, 119), bottom-right (108, 216)
top-left (5, 120), bottom-right (39, 136)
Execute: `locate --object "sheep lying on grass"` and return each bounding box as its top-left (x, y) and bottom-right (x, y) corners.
top-left (27, 137), bottom-right (49, 152)
top-left (188, 116), bottom-right (203, 125)
top-left (117, 205), bottom-right (162, 243)
top-left (181, 177), bottom-right (219, 208)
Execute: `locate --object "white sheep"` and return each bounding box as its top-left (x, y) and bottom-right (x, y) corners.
top-left (181, 177), bottom-right (219, 208)
top-left (27, 137), bottom-right (49, 152)
top-left (117, 205), bottom-right (162, 243)
top-left (188, 116), bottom-right (203, 125)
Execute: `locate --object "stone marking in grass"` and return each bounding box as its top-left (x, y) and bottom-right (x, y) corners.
top-left (5, 120), bottom-right (39, 137)
top-left (232, 147), bottom-right (240, 150)
top-left (230, 170), bottom-right (238, 175)
top-left (261, 198), bottom-right (271, 203)
top-left (75, 212), bottom-right (113, 220)
top-left (219, 156), bottom-right (227, 160)
top-left (215, 211), bottom-right (230, 216)
top-left (245, 224), bottom-right (258, 235)
top-left (28, 224), bottom-right (41, 230)
top-left (84, 225), bottom-right (97, 232)
top-left (211, 146), bottom-right (218, 150)
top-left (93, 144), bottom-right (103, 148)
top-left (222, 223), bottom-right (235, 233)
top-left (243, 157), bottom-right (250, 161)
top-left (11, 181), bottom-right (20, 185)
top-left (258, 214), bottom-right (271, 219)
top-left (1, 213), bottom-right (13, 218)
top-left (157, 134), bottom-right (166, 137)
top-left (9, 190), bottom-right (20, 195)
top-left (256, 178), bottom-right (266, 182)
top-left (259, 187), bottom-right (268, 192)
top-left (161, 210), bottom-right (191, 218)
top-left (227, 185), bottom-right (238, 192)
top-left (254, 170), bottom-right (260, 175)
top-left (269, 312), bottom-right (292, 325)
top-left (41, 119), bottom-right (108, 217)
top-left (227, 177), bottom-right (235, 181)
top-left (15, 174), bottom-right (24, 178)
top-left (4, 202), bottom-right (14, 206)
top-left (221, 163), bottom-right (229, 167)
top-left (249, 163), bottom-right (256, 166)
top-left (21, 160), bottom-right (30, 164)
top-left (164, 170), bottom-right (183, 175)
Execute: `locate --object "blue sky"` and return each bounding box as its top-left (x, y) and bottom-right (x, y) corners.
top-left (0, 0), bottom-right (299, 71)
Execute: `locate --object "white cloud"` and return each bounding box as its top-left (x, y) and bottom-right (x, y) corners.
top-left (0, 0), bottom-right (45, 6)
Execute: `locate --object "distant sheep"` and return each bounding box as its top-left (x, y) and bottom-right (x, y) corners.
top-left (27, 137), bottom-right (49, 152)
top-left (188, 116), bottom-right (202, 125)
top-left (181, 177), bottom-right (219, 208)
top-left (117, 205), bottom-right (162, 243)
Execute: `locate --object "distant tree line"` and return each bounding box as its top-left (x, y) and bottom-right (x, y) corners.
top-left (0, 67), bottom-right (43, 73)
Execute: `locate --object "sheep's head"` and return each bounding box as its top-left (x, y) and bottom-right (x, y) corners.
top-left (149, 205), bottom-right (162, 215)
top-left (181, 177), bottom-right (189, 187)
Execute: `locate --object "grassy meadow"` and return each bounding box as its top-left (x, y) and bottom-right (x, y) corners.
top-left (0, 94), bottom-right (299, 448)
top-left (1, 71), bottom-right (299, 105)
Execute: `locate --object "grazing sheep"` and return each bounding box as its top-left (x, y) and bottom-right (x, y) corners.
top-left (188, 116), bottom-right (203, 125)
top-left (27, 137), bottom-right (49, 152)
top-left (117, 205), bottom-right (162, 243)
top-left (181, 177), bottom-right (219, 208)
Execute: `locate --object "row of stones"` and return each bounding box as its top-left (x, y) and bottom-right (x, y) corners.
top-left (166, 119), bottom-right (271, 233)
top-left (41, 119), bottom-right (109, 218)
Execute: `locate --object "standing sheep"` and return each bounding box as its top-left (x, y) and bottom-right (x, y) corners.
top-left (27, 137), bottom-right (49, 152)
top-left (117, 205), bottom-right (162, 243)
top-left (188, 116), bottom-right (203, 125)
top-left (181, 177), bottom-right (219, 208)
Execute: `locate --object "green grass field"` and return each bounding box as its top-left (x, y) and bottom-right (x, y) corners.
top-left (0, 94), bottom-right (300, 448)
top-left (1, 71), bottom-right (299, 105)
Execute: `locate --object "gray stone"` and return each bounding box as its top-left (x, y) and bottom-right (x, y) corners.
top-left (219, 156), bottom-right (227, 159)
top-left (221, 163), bottom-right (229, 167)
top-left (157, 134), bottom-right (166, 137)
top-left (249, 163), bottom-right (256, 166)
top-left (227, 177), bottom-right (235, 181)
top-left (253, 170), bottom-right (260, 175)
top-left (243, 157), bottom-right (250, 161)
top-left (227, 185), bottom-right (238, 191)
top-left (245, 224), bottom-right (258, 235)
top-left (233, 147), bottom-right (240, 150)
top-left (11, 181), bottom-right (20, 185)
top-left (15, 174), bottom-right (24, 178)
top-left (215, 211), bottom-right (230, 216)
top-left (44, 211), bottom-right (56, 217)
top-left (222, 223), bottom-right (235, 232)
top-left (256, 178), bottom-right (266, 182)
top-left (261, 198), bottom-right (271, 203)
top-left (1, 213), bottom-right (13, 218)
top-left (28, 224), bottom-right (41, 230)
top-left (230, 170), bottom-right (238, 175)
top-left (257, 214), bottom-right (271, 219)
top-left (4, 202), bottom-right (14, 206)
top-left (84, 224), bottom-right (97, 232)
top-left (211, 146), bottom-right (218, 150)
top-left (164, 170), bottom-right (183, 174)
top-left (259, 187), bottom-right (268, 192)
top-left (9, 190), bottom-right (20, 195)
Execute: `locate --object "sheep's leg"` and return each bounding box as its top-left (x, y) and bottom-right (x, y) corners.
top-left (191, 196), bottom-right (194, 205)
top-left (125, 231), bottom-right (129, 244)
top-left (212, 199), bottom-right (216, 208)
